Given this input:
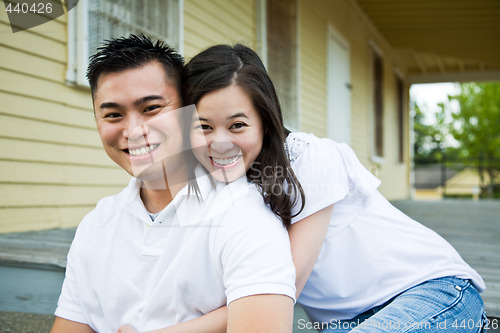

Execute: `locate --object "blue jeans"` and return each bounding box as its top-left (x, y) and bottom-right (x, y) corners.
top-left (322, 277), bottom-right (486, 333)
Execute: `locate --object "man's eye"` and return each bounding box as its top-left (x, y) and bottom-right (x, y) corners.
top-left (104, 113), bottom-right (122, 119)
top-left (144, 105), bottom-right (161, 112)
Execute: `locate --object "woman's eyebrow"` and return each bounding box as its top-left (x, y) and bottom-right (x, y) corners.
top-left (195, 113), bottom-right (249, 122)
top-left (229, 112), bottom-right (248, 119)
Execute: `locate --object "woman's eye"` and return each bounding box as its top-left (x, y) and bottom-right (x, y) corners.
top-left (194, 124), bottom-right (212, 131)
top-left (230, 122), bottom-right (247, 130)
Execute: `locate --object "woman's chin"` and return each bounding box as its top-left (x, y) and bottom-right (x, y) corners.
top-left (211, 167), bottom-right (246, 183)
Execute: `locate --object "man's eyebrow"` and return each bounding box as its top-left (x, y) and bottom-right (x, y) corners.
top-left (133, 95), bottom-right (165, 106)
top-left (98, 95), bottom-right (165, 110)
top-left (99, 102), bottom-right (120, 109)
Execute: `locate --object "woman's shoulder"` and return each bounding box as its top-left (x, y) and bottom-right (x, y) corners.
top-left (285, 132), bottom-right (381, 200)
top-left (285, 132), bottom-right (316, 163)
top-left (285, 132), bottom-right (346, 164)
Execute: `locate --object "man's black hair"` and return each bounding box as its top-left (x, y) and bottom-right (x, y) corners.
top-left (86, 34), bottom-right (184, 96)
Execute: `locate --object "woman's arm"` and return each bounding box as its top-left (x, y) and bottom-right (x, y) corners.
top-left (288, 204), bottom-right (333, 298)
top-left (225, 205), bottom-right (333, 333)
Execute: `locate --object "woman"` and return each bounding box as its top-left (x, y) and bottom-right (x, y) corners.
top-left (121, 44), bottom-right (486, 333)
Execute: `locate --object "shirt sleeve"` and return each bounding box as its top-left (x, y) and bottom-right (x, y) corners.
top-left (54, 236), bottom-right (87, 324)
top-left (289, 134), bottom-right (381, 223)
top-left (53, 207), bottom-right (103, 325)
top-left (214, 191), bottom-right (296, 305)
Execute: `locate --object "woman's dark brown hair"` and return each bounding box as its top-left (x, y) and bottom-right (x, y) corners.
top-left (182, 44), bottom-right (304, 229)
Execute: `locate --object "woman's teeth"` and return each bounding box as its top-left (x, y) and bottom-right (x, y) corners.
top-left (212, 156), bottom-right (239, 165)
top-left (129, 144), bottom-right (159, 156)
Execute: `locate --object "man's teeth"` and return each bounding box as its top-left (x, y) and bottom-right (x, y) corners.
top-left (129, 144), bottom-right (159, 156)
top-left (212, 156), bottom-right (239, 165)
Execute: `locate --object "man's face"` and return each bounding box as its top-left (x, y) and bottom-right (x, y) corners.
top-left (93, 61), bottom-right (184, 184)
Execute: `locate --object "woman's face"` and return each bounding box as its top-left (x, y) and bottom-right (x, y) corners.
top-left (190, 85), bottom-right (264, 183)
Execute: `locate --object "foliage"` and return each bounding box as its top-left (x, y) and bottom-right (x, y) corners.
top-left (412, 100), bottom-right (448, 163)
top-left (448, 82), bottom-right (500, 158)
top-left (448, 82), bottom-right (500, 197)
top-left (412, 82), bottom-right (500, 198)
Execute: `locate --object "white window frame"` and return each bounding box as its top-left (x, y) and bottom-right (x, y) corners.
top-left (257, 0), bottom-right (300, 131)
top-left (369, 39), bottom-right (385, 165)
top-left (66, 0), bottom-right (183, 87)
top-left (327, 24), bottom-right (351, 144)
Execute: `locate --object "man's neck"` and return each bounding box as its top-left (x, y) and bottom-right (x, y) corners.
top-left (139, 167), bottom-right (188, 214)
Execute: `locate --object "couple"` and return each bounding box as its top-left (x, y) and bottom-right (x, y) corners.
top-left (51, 35), bottom-right (486, 333)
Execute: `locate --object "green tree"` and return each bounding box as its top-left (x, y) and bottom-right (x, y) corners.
top-left (412, 100), bottom-right (447, 163)
top-left (448, 82), bottom-right (500, 198)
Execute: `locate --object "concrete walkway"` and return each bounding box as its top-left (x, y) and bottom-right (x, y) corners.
top-left (391, 199), bottom-right (500, 320)
top-left (0, 199), bottom-right (499, 332)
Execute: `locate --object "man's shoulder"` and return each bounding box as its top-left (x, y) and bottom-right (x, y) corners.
top-left (74, 194), bottom-right (119, 241)
top-left (74, 180), bottom-right (136, 241)
top-left (91, 177), bottom-right (138, 216)
top-left (215, 180), bottom-right (284, 230)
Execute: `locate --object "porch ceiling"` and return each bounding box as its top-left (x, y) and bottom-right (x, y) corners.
top-left (354, 0), bottom-right (500, 83)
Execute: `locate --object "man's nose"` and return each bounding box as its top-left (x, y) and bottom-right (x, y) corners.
top-left (124, 115), bottom-right (149, 141)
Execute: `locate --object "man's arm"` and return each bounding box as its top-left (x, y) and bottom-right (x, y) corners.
top-left (120, 295), bottom-right (291, 333)
top-left (118, 307), bottom-right (228, 333)
top-left (227, 294), bottom-right (294, 333)
top-left (51, 317), bottom-right (96, 333)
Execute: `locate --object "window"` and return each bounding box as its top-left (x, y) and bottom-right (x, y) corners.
top-left (265, 0), bottom-right (298, 129)
top-left (372, 50), bottom-right (384, 158)
top-left (396, 76), bottom-right (405, 163)
top-left (67, 0), bottom-right (181, 86)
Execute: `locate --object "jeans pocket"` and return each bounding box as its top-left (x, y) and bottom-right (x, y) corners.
top-left (429, 279), bottom-right (469, 320)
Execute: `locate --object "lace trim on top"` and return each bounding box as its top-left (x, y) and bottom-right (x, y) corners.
top-left (285, 135), bottom-right (310, 163)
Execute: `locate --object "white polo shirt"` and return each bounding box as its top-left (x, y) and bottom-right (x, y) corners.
top-left (55, 168), bottom-right (295, 333)
top-left (287, 132), bottom-right (485, 323)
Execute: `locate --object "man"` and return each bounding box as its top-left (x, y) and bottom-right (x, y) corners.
top-left (51, 35), bottom-right (295, 333)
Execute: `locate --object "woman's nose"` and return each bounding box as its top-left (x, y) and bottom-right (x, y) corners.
top-left (210, 141), bottom-right (235, 154)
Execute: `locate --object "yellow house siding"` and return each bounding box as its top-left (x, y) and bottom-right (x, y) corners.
top-left (347, 16), bottom-right (371, 161)
top-left (0, 13), bottom-right (128, 233)
top-left (371, 53), bottom-right (409, 199)
top-left (298, 0), bottom-right (410, 199)
top-left (0, 10), bottom-right (66, 63)
top-left (183, 0), bottom-right (256, 59)
top-left (299, 0), bottom-right (371, 157)
top-left (298, 0), bottom-right (327, 137)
